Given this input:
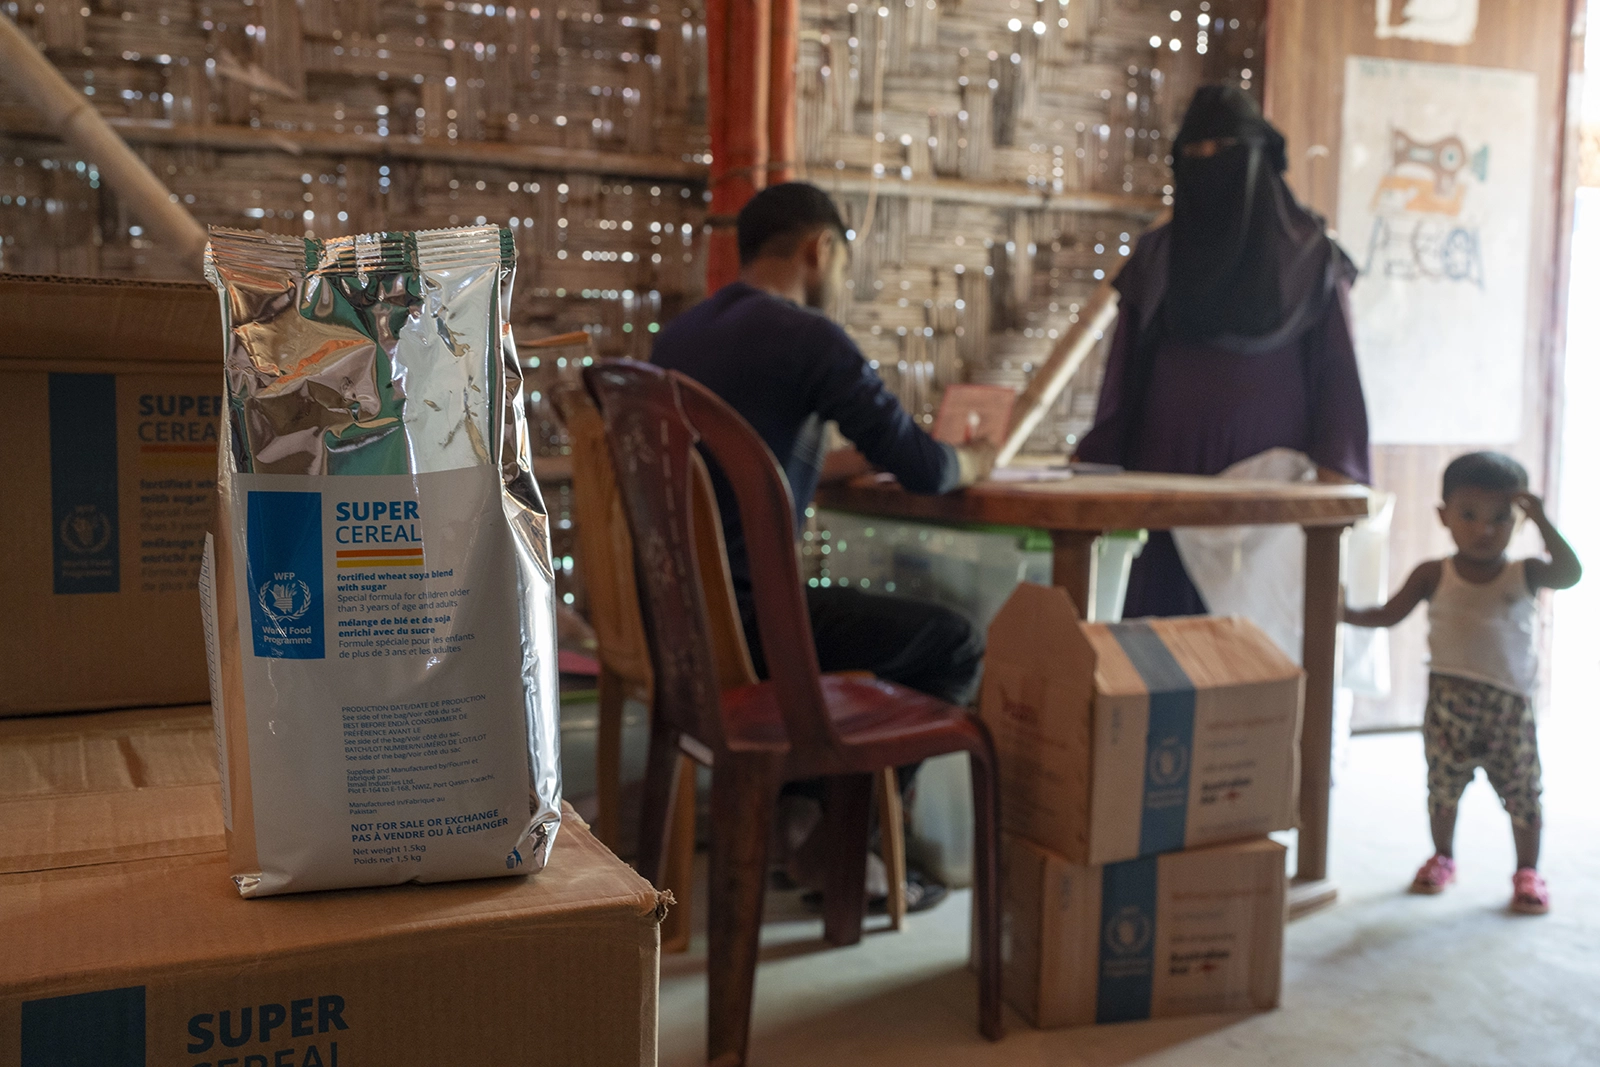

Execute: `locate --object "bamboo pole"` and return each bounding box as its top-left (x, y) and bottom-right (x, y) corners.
top-left (521, 330), bottom-right (594, 351)
top-left (0, 108), bottom-right (710, 183)
top-left (767, 0), bottom-right (798, 185)
top-left (995, 281), bottom-right (1121, 467)
top-left (704, 0), bottom-right (736, 290)
top-left (0, 109), bottom-right (1182, 214)
top-left (818, 171), bottom-right (1166, 215)
top-left (994, 210), bottom-right (1170, 467)
top-left (0, 12), bottom-right (208, 274)
top-left (704, 0), bottom-right (771, 292)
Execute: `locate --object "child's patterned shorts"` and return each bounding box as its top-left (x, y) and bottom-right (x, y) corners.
top-left (1424, 673), bottom-right (1542, 827)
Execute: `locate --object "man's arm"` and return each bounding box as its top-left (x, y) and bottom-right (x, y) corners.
top-left (818, 446), bottom-right (873, 485)
top-left (819, 440), bottom-right (996, 488)
top-left (805, 323), bottom-right (962, 494)
top-left (1519, 493), bottom-right (1583, 591)
top-left (1343, 560), bottom-right (1442, 628)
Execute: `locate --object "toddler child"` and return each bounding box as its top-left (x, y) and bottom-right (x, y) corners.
top-left (1343, 452), bottom-right (1581, 914)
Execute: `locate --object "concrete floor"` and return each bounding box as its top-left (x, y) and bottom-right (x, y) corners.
top-left (648, 711), bottom-right (1600, 1066)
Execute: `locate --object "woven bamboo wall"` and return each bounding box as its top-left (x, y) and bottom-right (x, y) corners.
top-left (796, 0), bottom-right (1265, 451)
top-left (0, 0), bottom-right (712, 357)
top-left (0, 0), bottom-right (1264, 452)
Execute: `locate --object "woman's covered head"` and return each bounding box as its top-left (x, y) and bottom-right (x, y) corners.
top-left (1163, 84), bottom-right (1346, 351)
top-left (1173, 84), bottom-right (1286, 172)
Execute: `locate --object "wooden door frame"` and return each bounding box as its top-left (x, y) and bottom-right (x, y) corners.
top-left (1263, 0), bottom-right (1584, 728)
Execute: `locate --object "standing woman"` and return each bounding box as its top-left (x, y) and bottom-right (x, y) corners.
top-left (1076, 84), bottom-right (1371, 617)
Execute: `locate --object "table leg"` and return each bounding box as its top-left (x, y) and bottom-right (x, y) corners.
top-left (1291, 525), bottom-right (1344, 919)
top-left (1049, 530), bottom-right (1097, 617)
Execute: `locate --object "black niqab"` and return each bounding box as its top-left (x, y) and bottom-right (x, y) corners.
top-left (1164, 85), bottom-right (1353, 352)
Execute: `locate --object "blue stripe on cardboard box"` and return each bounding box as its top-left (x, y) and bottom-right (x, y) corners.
top-left (1096, 855), bottom-right (1159, 1023)
top-left (245, 491), bottom-right (325, 659)
top-left (22, 986), bottom-right (146, 1067)
top-left (49, 373), bottom-right (120, 595)
top-left (1110, 623), bottom-right (1197, 857)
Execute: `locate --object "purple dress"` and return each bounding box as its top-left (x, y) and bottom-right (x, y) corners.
top-left (1076, 225), bottom-right (1372, 617)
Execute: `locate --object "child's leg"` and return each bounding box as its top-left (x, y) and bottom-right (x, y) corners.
top-left (1481, 688), bottom-right (1544, 870)
top-left (1423, 675), bottom-right (1478, 859)
top-left (1512, 818), bottom-right (1541, 870)
top-left (1430, 805), bottom-right (1460, 859)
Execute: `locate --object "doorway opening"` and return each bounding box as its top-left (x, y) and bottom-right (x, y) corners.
top-left (1550, 28), bottom-right (1600, 725)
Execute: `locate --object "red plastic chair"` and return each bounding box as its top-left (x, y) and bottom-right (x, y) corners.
top-left (585, 360), bottom-right (1002, 1066)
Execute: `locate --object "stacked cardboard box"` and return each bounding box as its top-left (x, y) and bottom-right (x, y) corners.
top-left (0, 705), bottom-right (663, 1065)
top-left (0, 276), bottom-right (661, 1061)
top-left (980, 582), bottom-right (1302, 1028)
top-left (0, 274), bottom-right (222, 716)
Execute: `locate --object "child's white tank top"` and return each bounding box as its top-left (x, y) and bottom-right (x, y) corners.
top-left (1427, 558), bottom-right (1539, 697)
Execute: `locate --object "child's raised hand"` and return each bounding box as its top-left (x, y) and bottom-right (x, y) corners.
top-left (1517, 491), bottom-right (1582, 590)
top-left (1514, 491), bottom-right (1547, 523)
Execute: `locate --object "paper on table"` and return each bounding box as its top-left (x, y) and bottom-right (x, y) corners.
top-left (987, 466), bottom-right (1075, 484)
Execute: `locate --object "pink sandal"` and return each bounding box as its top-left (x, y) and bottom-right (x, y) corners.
top-left (1410, 854), bottom-right (1456, 894)
top-left (1511, 867), bottom-right (1549, 915)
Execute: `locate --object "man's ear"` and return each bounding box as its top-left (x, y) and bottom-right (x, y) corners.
top-left (1436, 502), bottom-right (1449, 527)
top-left (802, 227), bottom-right (831, 270)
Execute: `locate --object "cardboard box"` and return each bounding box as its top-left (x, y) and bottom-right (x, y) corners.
top-left (0, 706), bottom-right (663, 1065)
top-left (1002, 833), bottom-right (1285, 1029)
top-left (0, 274), bottom-right (224, 715)
top-left (980, 583), bottom-right (1303, 866)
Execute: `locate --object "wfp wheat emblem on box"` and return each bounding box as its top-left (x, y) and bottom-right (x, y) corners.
top-left (60, 504), bottom-right (112, 555)
top-left (1147, 736), bottom-right (1190, 787)
top-left (1104, 905), bottom-right (1154, 957)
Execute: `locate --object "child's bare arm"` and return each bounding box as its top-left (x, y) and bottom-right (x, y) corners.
top-left (1518, 493), bottom-right (1582, 591)
top-left (1342, 560), bottom-right (1442, 628)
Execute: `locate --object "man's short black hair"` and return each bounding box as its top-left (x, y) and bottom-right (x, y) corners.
top-left (736, 182), bottom-right (849, 265)
top-left (1442, 451), bottom-right (1528, 501)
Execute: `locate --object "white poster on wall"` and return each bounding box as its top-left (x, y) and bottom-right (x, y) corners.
top-left (1337, 56), bottom-right (1537, 445)
top-left (1375, 0), bottom-right (1479, 46)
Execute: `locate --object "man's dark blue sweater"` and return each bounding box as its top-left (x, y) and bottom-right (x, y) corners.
top-left (651, 281), bottom-right (958, 612)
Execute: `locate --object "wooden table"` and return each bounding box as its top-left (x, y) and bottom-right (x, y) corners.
top-left (815, 470), bottom-right (1372, 919)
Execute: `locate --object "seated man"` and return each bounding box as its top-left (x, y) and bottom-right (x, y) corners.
top-left (651, 182), bottom-right (995, 908)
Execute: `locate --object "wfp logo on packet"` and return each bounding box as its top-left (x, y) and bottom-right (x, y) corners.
top-left (246, 491), bottom-right (325, 659)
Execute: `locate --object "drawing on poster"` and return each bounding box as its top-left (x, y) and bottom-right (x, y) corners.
top-left (1375, 0), bottom-right (1478, 46)
top-left (1362, 128), bottom-right (1489, 286)
top-left (1338, 57), bottom-right (1537, 446)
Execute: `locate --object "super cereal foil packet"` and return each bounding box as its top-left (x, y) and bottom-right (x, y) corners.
top-left (201, 225), bottom-right (561, 896)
